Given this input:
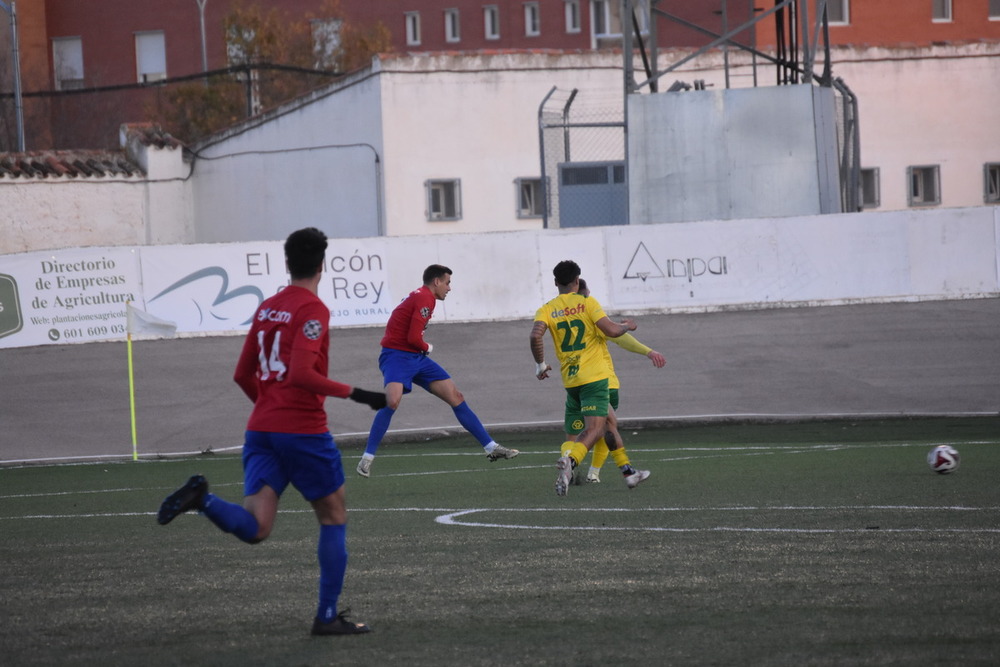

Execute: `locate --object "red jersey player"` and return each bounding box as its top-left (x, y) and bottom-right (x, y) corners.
top-left (356, 264), bottom-right (520, 477)
top-left (158, 227), bottom-right (385, 636)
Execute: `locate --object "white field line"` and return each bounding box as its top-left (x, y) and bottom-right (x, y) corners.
top-left (4, 439), bottom-right (995, 470)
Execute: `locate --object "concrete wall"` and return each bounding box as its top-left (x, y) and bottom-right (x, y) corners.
top-left (0, 140), bottom-right (189, 254)
top-left (657, 42), bottom-right (1000, 212)
top-left (190, 66), bottom-right (386, 243)
top-left (628, 85), bottom-right (842, 224)
top-left (377, 51), bottom-right (622, 237)
top-left (832, 43), bottom-right (1000, 210)
top-left (1, 205), bottom-right (996, 349)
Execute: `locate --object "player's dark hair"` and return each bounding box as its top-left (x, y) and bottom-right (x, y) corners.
top-left (423, 264), bottom-right (452, 285)
top-left (577, 278), bottom-right (589, 295)
top-left (285, 227), bottom-right (327, 280)
top-left (553, 260), bottom-right (581, 287)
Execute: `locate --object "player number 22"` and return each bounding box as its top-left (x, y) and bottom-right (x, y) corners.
top-left (257, 330), bottom-right (287, 381)
top-left (556, 319), bottom-right (586, 352)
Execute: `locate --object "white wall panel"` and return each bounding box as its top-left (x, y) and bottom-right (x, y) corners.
top-left (1, 207), bottom-right (995, 349)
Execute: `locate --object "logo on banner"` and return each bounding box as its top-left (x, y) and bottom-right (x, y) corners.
top-left (150, 266), bottom-right (265, 326)
top-left (0, 274), bottom-right (24, 339)
top-left (622, 242), bottom-right (728, 284)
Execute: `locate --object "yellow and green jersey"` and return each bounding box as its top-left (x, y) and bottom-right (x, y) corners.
top-left (534, 292), bottom-right (614, 388)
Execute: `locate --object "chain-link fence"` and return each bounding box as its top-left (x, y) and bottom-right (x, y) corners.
top-left (538, 87), bottom-right (626, 229)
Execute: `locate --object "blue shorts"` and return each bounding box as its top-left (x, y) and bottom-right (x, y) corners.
top-left (242, 431), bottom-right (345, 502)
top-left (378, 347), bottom-right (451, 394)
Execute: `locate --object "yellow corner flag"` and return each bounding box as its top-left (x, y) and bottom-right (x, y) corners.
top-left (126, 303), bottom-right (177, 460)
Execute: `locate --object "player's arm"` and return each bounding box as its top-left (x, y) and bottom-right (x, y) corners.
top-left (596, 316), bottom-right (637, 339)
top-left (529, 320), bottom-right (552, 379)
top-left (406, 301), bottom-right (432, 354)
top-left (610, 332), bottom-right (666, 368)
top-left (287, 350), bottom-right (387, 409)
top-left (288, 349), bottom-right (352, 398)
top-left (233, 332), bottom-right (260, 402)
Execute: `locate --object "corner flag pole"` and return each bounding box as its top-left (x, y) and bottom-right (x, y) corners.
top-left (127, 324), bottom-right (139, 461)
top-left (125, 302), bottom-right (177, 461)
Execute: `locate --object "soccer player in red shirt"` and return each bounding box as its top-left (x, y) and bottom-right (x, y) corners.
top-left (157, 227), bottom-right (386, 636)
top-left (356, 264), bottom-right (519, 477)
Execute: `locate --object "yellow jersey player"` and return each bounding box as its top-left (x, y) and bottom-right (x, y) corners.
top-left (574, 278), bottom-right (665, 484)
top-left (529, 260), bottom-right (649, 496)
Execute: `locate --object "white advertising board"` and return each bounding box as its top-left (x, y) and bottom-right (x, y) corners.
top-left (0, 247), bottom-right (142, 348)
top-left (141, 239), bottom-right (395, 334)
top-left (1, 207), bottom-right (996, 349)
top-left (0, 240), bottom-right (396, 348)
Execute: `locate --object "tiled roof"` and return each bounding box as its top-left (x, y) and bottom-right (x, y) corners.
top-left (0, 150), bottom-right (142, 179)
top-left (0, 124), bottom-right (182, 179)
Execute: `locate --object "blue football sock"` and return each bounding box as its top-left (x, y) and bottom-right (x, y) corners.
top-left (201, 493), bottom-right (260, 544)
top-left (364, 406), bottom-right (395, 457)
top-left (452, 401), bottom-right (492, 447)
top-left (316, 524), bottom-right (348, 622)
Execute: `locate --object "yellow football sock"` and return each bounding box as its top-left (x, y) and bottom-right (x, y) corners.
top-left (592, 438), bottom-right (610, 469)
top-left (568, 441), bottom-right (589, 467)
top-left (560, 440), bottom-right (575, 458)
top-left (610, 447), bottom-right (630, 469)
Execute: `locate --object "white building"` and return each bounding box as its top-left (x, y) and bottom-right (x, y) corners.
top-left (2, 45), bottom-right (999, 253)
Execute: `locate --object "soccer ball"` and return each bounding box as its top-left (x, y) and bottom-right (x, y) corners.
top-left (927, 445), bottom-right (960, 474)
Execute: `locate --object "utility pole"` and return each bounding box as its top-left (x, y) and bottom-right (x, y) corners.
top-left (0, 0), bottom-right (25, 151)
top-left (196, 0), bottom-right (209, 73)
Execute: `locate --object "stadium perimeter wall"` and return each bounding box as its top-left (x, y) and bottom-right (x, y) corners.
top-left (0, 206), bottom-right (997, 350)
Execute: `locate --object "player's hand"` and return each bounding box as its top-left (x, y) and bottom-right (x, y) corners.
top-left (422, 343), bottom-right (433, 356)
top-left (619, 318), bottom-right (638, 332)
top-left (535, 361), bottom-right (552, 380)
top-left (648, 350), bottom-right (666, 368)
top-left (349, 387), bottom-right (388, 410)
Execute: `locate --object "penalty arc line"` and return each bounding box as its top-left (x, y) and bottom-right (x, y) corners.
top-left (433, 507), bottom-right (1000, 534)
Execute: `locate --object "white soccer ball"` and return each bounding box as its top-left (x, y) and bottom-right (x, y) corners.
top-left (927, 445), bottom-right (960, 474)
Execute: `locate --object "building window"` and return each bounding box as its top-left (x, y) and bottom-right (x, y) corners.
top-left (524, 2), bottom-right (540, 37)
top-left (445, 8), bottom-right (461, 43)
top-left (592, 0), bottom-right (610, 36)
top-left (516, 178), bottom-right (545, 218)
top-left (52, 37), bottom-right (84, 91)
top-left (990, 0), bottom-right (1000, 19)
top-left (484, 6), bottom-right (500, 40)
top-left (135, 31), bottom-right (167, 83)
top-left (907, 166), bottom-right (941, 206)
top-left (565, 0), bottom-right (581, 33)
top-left (860, 168), bottom-right (880, 209)
top-left (932, 0), bottom-right (952, 22)
top-left (827, 0), bottom-right (850, 25)
top-left (426, 179), bottom-right (462, 221)
top-left (405, 12), bottom-right (421, 46)
top-left (985, 163), bottom-right (1000, 203)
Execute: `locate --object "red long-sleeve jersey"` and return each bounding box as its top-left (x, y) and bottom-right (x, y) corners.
top-left (233, 285), bottom-right (351, 434)
top-left (380, 285), bottom-right (435, 353)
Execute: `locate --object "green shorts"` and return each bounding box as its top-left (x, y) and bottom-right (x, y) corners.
top-left (564, 380), bottom-right (612, 434)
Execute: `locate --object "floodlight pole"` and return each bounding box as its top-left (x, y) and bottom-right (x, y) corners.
top-left (0, 0), bottom-right (25, 151)
top-left (196, 0), bottom-right (208, 72)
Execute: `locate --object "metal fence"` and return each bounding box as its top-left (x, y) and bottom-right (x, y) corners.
top-left (538, 86), bottom-right (626, 229)
top-left (0, 64), bottom-right (339, 151)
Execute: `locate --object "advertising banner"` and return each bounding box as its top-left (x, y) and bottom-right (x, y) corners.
top-left (605, 220), bottom-right (771, 309)
top-left (139, 239), bottom-right (394, 335)
top-left (0, 247), bottom-right (142, 349)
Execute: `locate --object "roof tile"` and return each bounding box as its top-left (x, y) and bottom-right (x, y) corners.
top-left (0, 149), bottom-right (143, 179)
